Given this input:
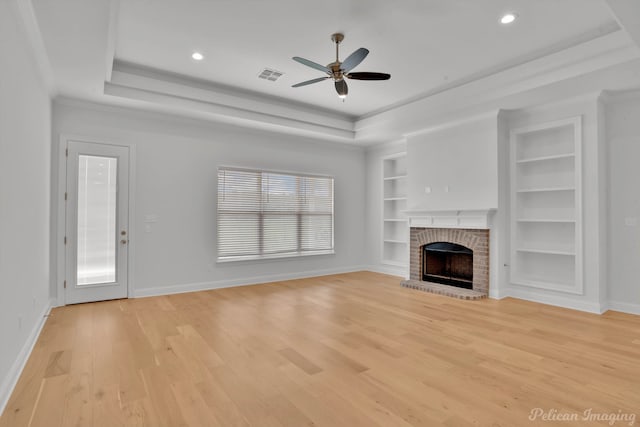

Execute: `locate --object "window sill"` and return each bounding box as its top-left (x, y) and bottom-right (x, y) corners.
top-left (217, 250), bottom-right (335, 264)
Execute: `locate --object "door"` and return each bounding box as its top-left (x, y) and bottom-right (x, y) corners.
top-left (65, 141), bottom-right (130, 304)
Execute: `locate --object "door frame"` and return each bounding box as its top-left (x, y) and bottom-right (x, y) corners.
top-left (56, 134), bottom-right (137, 306)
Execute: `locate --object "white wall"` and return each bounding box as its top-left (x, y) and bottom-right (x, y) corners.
top-left (492, 111), bottom-right (511, 298)
top-left (0, 0), bottom-right (52, 410)
top-left (406, 115), bottom-right (499, 211)
top-left (606, 93), bottom-right (640, 314)
top-left (51, 101), bottom-right (366, 299)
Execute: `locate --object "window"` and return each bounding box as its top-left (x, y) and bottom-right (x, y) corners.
top-left (217, 167), bottom-right (334, 261)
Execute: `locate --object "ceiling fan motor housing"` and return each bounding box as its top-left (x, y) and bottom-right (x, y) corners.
top-left (329, 62), bottom-right (344, 81)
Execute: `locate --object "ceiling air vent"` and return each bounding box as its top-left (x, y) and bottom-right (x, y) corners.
top-left (258, 68), bottom-right (284, 82)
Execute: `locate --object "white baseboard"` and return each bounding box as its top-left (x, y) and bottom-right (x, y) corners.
top-left (607, 300), bottom-right (640, 315)
top-left (488, 287), bottom-right (508, 299)
top-left (365, 264), bottom-right (408, 278)
top-left (506, 287), bottom-right (606, 314)
top-left (133, 265), bottom-right (368, 298)
top-left (0, 298), bottom-right (53, 416)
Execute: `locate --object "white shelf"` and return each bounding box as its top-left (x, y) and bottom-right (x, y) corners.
top-left (516, 218), bottom-right (575, 223)
top-left (384, 218), bottom-right (408, 222)
top-left (384, 197), bottom-right (407, 201)
top-left (384, 239), bottom-right (408, 244)
top-left (516, 153), bottom-right (575, 164)
top-left (516, 248), bottom-right (576, 256)
top-left (383, 175), bottom-right (408, 181)
top-left (516, 187), bottom-right (575, 193)
top-left (510, 116), bottom-right (582, 294)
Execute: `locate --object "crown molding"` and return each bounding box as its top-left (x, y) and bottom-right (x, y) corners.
top-left (599, 88), bottom-right (640, 104)
top-left (605, 0), bottom-right (640, 50)
top-left (12, 0), bottom-right (56, 96)
top-left (365, 137), bottom-right (407, 152)
top-left (403, 110), bottom-right (501, 139)
top-left (104, 0), bottom-right (119, 82)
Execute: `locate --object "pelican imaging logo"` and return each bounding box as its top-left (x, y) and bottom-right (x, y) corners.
top-left (528, 408), bottom-right (636, 425)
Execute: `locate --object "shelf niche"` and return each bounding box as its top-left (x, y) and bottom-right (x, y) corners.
top-left (382, 153), bottom-right (408, 268)
top-left (509, 117), bottom-right (583, 294)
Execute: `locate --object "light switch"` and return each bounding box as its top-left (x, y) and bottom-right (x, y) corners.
top-left (424, 186), bottom-right (431, 194)
top-left (625, 217), bottom-right (637, 227)
top-left (444, 185), bottom-right (450, 193)
top-left (145, 224), bottom-right (152, 233)
top-left (144, 214), bottom-right (158, 223)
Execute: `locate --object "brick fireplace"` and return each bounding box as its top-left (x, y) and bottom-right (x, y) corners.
top-left (404, 227), bottom-right (490, 298)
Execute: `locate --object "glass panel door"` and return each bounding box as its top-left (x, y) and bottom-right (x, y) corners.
top-left (77, 155), bottom-right (118, 285)
top-left (65, 141), bottom-right (129, 304)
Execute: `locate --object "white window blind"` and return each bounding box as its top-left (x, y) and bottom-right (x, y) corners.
top-left (217, 167), bottom-right (334, 261)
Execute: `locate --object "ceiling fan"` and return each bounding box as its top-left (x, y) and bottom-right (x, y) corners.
top-left (291, 33), bottom-right (390, 99)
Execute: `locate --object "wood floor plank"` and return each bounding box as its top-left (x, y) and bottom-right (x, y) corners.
top-left (194, 379), bottom-right (251, 427)
top-left (92, 384), bottom-right (126, 427)
top-left (60, 353), bottom-right (92, 427)
top-left (28, 374), bottom-right (68, 427)
top-left (1, 272), bottom-right (639, 426)
top-left (277, 348), bottom-right (322, 375)
top-left (43, 350), bottom-right (72, 378)
top-left (139, 366), bottom-right (188, 427)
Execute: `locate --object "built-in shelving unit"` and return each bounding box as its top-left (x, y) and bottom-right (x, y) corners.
top-left (510, 116), bottom-right (583, 294)
top-left (382, 153), bottom-right (408, 267)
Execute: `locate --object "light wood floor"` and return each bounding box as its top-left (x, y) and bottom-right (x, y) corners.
top-left (1, 272), bottom-right (639, 427)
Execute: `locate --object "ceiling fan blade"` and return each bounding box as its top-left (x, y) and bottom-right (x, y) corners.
top-left (346, 72), bottom-right (391, 81)
top-left (291, 76), bottom-right (330, 88)
top-left (341, 48), bottom-right (369, 72)
top-left (335, 79), bottom-right (348, 97)
top-left (292, 57), bottom-right (331, 74)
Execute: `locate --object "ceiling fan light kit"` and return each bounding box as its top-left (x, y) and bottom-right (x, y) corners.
top-left (292, 33), bottom-right (391, 100)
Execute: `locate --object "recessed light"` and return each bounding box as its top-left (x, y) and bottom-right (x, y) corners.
top-left (500, 13), bottom-right (517, 24)
top-left (191, 52), bottom-right (204, 61)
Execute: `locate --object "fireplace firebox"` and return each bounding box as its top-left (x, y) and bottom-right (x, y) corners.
top-left (422, 242), bottom-right (473, 289)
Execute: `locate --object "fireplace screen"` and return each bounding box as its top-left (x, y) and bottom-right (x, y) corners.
top-left (422, 242), bottom-right (473, 289)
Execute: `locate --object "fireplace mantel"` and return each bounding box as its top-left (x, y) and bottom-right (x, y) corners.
top-left (404, 209), bottom-right (495, 230)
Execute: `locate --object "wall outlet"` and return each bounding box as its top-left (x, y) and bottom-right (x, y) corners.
top-left (424, 186), bottom-right (431, 194)
top-left (625, 217), bottom-right (637, 227)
